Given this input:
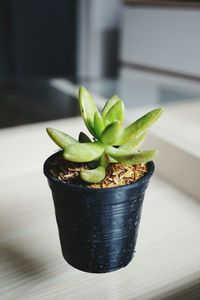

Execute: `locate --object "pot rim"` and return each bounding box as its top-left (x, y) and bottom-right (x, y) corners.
top-left (43, 151), bottom-right (155, 193)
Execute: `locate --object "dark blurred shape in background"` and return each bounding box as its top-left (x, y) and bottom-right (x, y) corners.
top-left (0, 0), bottom-right (121, 81)
top-left (2, 0), bottom-right (200, 129)
top-left (0, 0), bottom-right (121, 128)
top-left (0, 0), bottom-right (77, 80)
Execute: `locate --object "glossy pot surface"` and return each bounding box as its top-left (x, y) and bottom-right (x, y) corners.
top-left (44, 151), bottom-right (154, 273)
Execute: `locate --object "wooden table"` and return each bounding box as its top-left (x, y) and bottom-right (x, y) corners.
top-left (1, 117), bottom-right (200, 300)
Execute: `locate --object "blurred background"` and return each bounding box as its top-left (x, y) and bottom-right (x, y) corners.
top-left (1, 0), bottom-right (200, 128)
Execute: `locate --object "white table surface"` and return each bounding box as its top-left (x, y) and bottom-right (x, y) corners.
top-left (1, 117), bottom-right (200, 300)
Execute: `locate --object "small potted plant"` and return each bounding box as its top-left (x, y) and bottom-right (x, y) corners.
top-left (43, 86), bottom-right (163, 273)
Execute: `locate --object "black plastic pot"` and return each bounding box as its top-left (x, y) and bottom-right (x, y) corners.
top-left (44, 151), bottom-right (154, 273)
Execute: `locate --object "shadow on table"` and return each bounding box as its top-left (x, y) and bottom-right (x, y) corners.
top-left (0, 243), bottom-right (48, 280)
top-left (150, 277), bottom-right (200, 300)
top-left (0, 213), bottom-right (49, 281)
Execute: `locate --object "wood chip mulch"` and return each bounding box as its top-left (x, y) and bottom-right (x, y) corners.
top-left (50, 156), bottom-right (148, 188)
top-left (91, 163), bottom-right (147, 188)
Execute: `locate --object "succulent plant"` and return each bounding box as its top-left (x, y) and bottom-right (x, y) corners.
top-left (47, 86), bottom-right (163, 183)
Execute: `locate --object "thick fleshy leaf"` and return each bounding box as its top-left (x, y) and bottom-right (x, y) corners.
top-left (118, 108), bottom-right (163, 145)
top-left (79, 86), bottom-right (98, 137)
top-left (100, 122), bottom-right (122, 145)
top-left (101, 95), bottom-right (121, 119)
top-left (108, 156), bottom-right (118, 163)
top-left (105, 146), bottom-right (124, 158)
top-left (46, 127), bottom-right (77, 149)
top-left (118, 131), bottom-right (147, 152)
top-left (78, 132), bottom-right (91, 143)
top-left (99, 153), bottom-right (109, 167)
top-left (107, 149), bottom-right (158, 165)
top-left (80, 166), bottom-right (106, 183)
top-left (94, 111), bottom-right (105, 138)
top-left (103, 99), bottom-right (124, 127)
top-left (63, 142), bottom-right (105, 162)
top-left (105, 132), bottom-right (147, 160)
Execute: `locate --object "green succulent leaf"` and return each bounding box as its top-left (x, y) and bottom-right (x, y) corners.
top-left (94, 111), bottom-right (105, 138)
top-left (79, 86), bottom-right (98, 137)
top-left (100, 122), bottom-right (123, 145)
top-left (105, 132), bottom-right (147, 161)
top-left (107, 149), bottom-right (158, 165)
top-left (108, 156), bottom-right (118, 163)
top-left (118, 131), bottom-right (147, 153)
top-left (103, 99), bottom-right (124, 127)
top-left (118, 108), bottom-right (163, 145)
top-left (63, 142), bottom-right (105, 162)
top-left (78, 132), bottom-right (91, 143)
top-left (46, 127), bottom-right (77, 149)
top-left (46, 85), bottom-right (163, 184)
top-left (80, 166), bottom-right (106, 183)
top-left (101, 95), bottom-right (121, 119)
top-left (99, 153), bottom-right (109, 167)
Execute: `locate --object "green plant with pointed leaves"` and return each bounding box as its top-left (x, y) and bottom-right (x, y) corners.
top-left (47, 86), bottom-right (163, 183)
